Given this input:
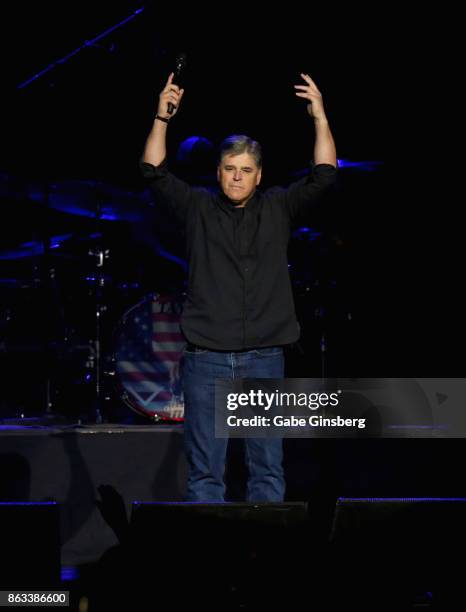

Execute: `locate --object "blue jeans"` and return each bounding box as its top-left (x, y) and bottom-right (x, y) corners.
top-left (182, 346), bottom-right (285, 502)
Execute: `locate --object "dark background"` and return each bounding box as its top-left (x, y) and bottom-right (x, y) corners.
top-left (0, 3), bottom-right (462, 422)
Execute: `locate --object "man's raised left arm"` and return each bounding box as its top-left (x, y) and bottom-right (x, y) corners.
top-left (295, 72), bottom-right (337, 167)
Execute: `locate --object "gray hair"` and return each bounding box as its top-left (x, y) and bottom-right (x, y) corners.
top-left (218, 134), bottom-right (262, 168)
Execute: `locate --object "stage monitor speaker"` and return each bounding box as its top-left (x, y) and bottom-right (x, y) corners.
top-left (128, 502), bottom-right (310, 607)
top-left (329, 497), bottom-right (466, 607)
top-left (130, 501), bottom-right (309, 554)
top-left (0, 502), bottom-right (61, 589)
top-left (330, 497), bottom-right (466, 546)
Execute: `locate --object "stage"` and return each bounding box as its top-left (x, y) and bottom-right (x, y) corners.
top-left (0, 423), bottom-right (187, 566)
top-left (2, 420), bottom-right (465, 566)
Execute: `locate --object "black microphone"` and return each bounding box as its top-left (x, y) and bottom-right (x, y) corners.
top-left (167, 52), bottom-right (187, 115)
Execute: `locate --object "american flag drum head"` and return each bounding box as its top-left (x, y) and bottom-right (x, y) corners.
top-left (114, 293), bottom-right (186, 420)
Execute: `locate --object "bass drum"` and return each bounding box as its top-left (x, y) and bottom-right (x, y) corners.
top-left (113, 293), bottom-right (186, 421)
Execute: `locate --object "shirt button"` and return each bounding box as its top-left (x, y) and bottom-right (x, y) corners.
top-left (244, 267), bottom-right (249, 272)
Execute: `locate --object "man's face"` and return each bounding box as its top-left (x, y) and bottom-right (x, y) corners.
top-left (217, 152), bottom-right (262, 206)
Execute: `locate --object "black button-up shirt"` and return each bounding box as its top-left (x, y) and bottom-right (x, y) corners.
top-left (141, 160), bottom-right (337, 350)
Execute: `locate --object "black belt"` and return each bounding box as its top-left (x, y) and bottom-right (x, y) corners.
top-left (185, 342), bottom-right (206, 353)
top-left (185, 342), bottom-right (256, 354)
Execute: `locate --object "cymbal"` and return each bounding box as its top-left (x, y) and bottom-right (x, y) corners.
top-left (0, 233), bottom-right (73, 260)
top-left (290, 160), bottom-right (384, 178)
top-left (292, 227), bottom-right (321, 241)
top-left (0, 278), bottom-right (37, 289)
top-left (46, 180), bottom-right (144, 222)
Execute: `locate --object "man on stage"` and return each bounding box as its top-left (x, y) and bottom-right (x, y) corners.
top-left (141, 72), bottom-right (337, 501)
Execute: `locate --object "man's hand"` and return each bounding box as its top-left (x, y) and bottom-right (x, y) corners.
top-left (157, 72), bottom-right (185, 119)
top-left (294, 73), bottom-right (326, 121)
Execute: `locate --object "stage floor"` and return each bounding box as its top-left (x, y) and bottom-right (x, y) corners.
top-left (1, 419), bottom-right (465, 568)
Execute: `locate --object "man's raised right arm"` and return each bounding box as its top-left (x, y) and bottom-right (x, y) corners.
top-left (142, 72), bottom-right (184, 166)
top-left (141, 73), bottom-right (193, 223)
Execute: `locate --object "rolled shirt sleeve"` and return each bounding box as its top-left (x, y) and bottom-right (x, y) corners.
top-left (284, 163), bottom-right (337, 222)
top-left (140, 159), bottom-right (193, 224)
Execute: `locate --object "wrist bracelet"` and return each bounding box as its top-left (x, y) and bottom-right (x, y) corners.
top-left (155, 115), bottom-right (169, 123)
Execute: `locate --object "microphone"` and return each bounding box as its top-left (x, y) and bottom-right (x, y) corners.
top-left (167, 52), bottom-right (187, 115)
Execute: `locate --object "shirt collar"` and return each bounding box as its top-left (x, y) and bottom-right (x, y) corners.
top-left (217, 189), bottom-right (260, 212)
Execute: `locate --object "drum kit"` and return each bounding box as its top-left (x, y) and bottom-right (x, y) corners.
top-left (0, 173), bottom-right (186, 424)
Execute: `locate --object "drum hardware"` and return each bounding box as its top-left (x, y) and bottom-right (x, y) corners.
top-left (27, 184), bottom-right (66, 419)
top-left (1, 172), bottom-right (188, 423)
top-left (44, 179), bottom-right (144, 222)
top-left (85, 204), bottom-right (112, 424)
top-left (87, 244), bottom-right (111, 423)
